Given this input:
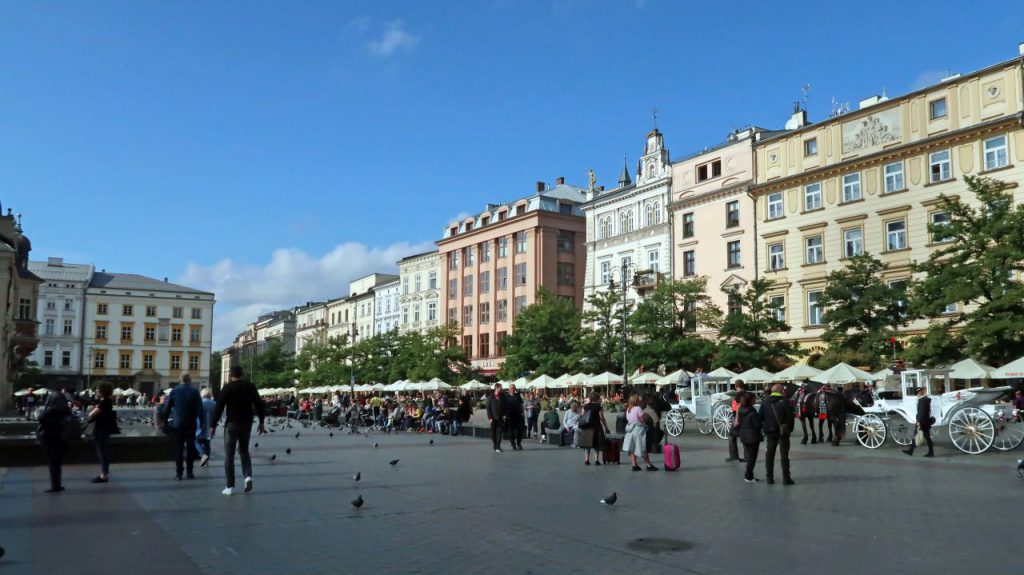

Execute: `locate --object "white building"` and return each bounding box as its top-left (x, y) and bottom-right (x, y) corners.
top-left (374, 279), bottom-right (400, 334)
top-left (583, 128), bottom-right (673, 317)
top-left (28, 258), bottom-right (94, 388)
top-left (255, 310), bottom-right (296, 356)
top-left (348, 273), bottom-right (398, 341)
top-left (397, 250), bottom-right (440, 334)
top-left (325, 296), bottom-right (354, 343)
top-left (83, 272), bottom-right (215, 396)
top-left (294, 301), bottom-right (327, 354)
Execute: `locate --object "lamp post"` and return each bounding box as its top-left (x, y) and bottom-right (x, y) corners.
top-left (349, 326), bottom-right (359, 394)
top-left (86, 349), bottom-right (93, 391)
top-left (607, 261), bottom-right (641, 387)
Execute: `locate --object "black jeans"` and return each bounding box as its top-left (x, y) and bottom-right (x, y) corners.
top-left (526, 414), bottom-right (539, 438)
top-left (907, 426), bottom-right (934, 455)
top-left (508, 417), bottom-right (524, 447)
top-left (171, 427), bottom-right (198, 477)
top-left (94, 434), bottom-right (111, 476)
top-left (490, 420), bottom-right (504, 450)
top-left (44, 439), bottom-right (67, 489)
top-left (728, 433), bottom-right (740, 460)
top-left (743, 442), bottom-right (760, 480)
top-left (764, 433), bottom-right (791, 480)
top-left (224, 422), bottom-right (253, 488)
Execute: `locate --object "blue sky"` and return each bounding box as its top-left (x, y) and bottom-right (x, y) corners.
top-left (2, 0), bottom-right (1022, 347)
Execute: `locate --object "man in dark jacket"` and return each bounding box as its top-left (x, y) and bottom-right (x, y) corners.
top-left (212, 365), bottom-right (266, 495)
top-left (505, 384), bottom-right (526, 450)
top-left (161, 374), bottom-right (204, 480)
top-left (759, 384), bottom-right (796, 485)
top-left (903, 387), bottom-right (934, 457)
top-left (487, 384), bottom-right (506, 453)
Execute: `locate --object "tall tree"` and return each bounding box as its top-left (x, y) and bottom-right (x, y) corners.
top-left (249, 339), bottom-right (296, 388)
top-left (818, 253), bottom-right (909, 369)
top-left (908, 175), bottom-right (1024, 366)
top-left (209, 351), bottom-right (222, 389)
top-left (498, 288), bottom-right (582, 378)
top-left (629, 277), bottom-right (721, 373)
top-left (578, 288), bottom-right (631, 375)
top-left (294, 334), bottom-right (351, 388)
top-left (715, 277), bottom-right (803, 370)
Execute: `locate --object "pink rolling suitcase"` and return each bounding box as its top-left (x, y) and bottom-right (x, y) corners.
top-left (663, 443), bottom-right (680, 471)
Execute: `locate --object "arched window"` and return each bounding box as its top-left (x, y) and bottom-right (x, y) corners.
top-left (645, 204), bottom-right (655, 227)
top-left (619, 212), bottom-right (627, 235)
top-left (625, 210), bottom-right (635, 233)
top-left (653, 201), bottom-right (661, 224)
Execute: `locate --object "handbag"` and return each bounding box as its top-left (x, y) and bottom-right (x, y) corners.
top-left (578, 408), bottom-right (594, 429)
top-left (728, 412), bottom-right (741, 438)
top-left (769, 401), bottom-right (792, 436)
top-left (914, 428), bottom-right (926, 447)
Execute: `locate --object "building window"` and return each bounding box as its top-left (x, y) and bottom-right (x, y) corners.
top-left (496, 331), bottom-right (507, 352)
top-left (930, 211), bottom-right (952, 243)
top-left (983, 135), bottom-right (1008, 171)
top-left (770, 295), bottom-right (786, 323)
top-left (171, 327), bottom-right (183, 342)
top-left (449, 251), bottom-right (459, 271)
top-left (843, 228), bottom-right (863, 258)
top-left (123, 305), bottom-right (135, 317)
top-left (599, 260), bottom-right (612, 284)
top-left (481, 241), bottom-right (491, 262)
top-left (480, 271), bottom-right (490, 294)
top-left (462, 335), bottom-right (473, 356)
top-left (403, 278), bottom-right (410, 295)
top-left (190, 327), bottom-right (201, 343)
top-left (807, 291), bottom-right (823, 326)
top-left (842, 173), bottom-right (861, 203)
top-left (427, 301), bottom-right (437, 321)
top-left (727, 293), bottom-right (742, 316)
top-left (682, 250), bottom-right (695, 277)
top-left (170, 353), bottom-right (181, 370)
top-left (97, 303), bottom-right (108, 315)
top-left (514, 296), bottom-right (527, 317)
top-left (645, 204), bottom-right (655, 227)
top-left (64, 299), bottom-right (72, 311)
top-left (414, 274), bottom-right (422, 292)
top-left (804, 138), bottom-right (818, 156)
top-left (169, 306), bottom-right (182, 319)
top-left (943, 302), bottom-right (958, 314)
top-left (558, 230), bottom-right (574, 252)
top-left (886, 220), bottom-right (907, 251)
top-left (497, 267), bottom-right (509, 290)
top-left (804, 183), bottom-right (822, 211)
top-left (727, 241), bottom-right (741, 269)
top-left (498, 237), bottom-right (508, 258)
top-left (557, 262), bottom-right (575, 286)
top-left (464, 276), bottom-right (474, 297)
top-left (428, 271), bottom-right (437, 290)
top-left (413, 304), bottom-right (421, 323)
top-left (44, 350), bottom-right (53, 367)
top-left (63, 319), bottom-right (73, 336)
top-left (929, 149), bottom-right (952, 182)
top-left (598, 217), bottom-right (611, 239)
top-left (682, 301), bottom-right (697, 333)
top-left (95, 324), bottom-right (108, 340)
top-left (515, 231), bottom-right (527, 253)
top-left (884, 161), bottom-right (904, 193)
top-left (480, 333), bottom-right (490, 358)
top-left (61, 350), bottom-right (71, 367)
top-left (497, 299), bottom-right (508, 322)
top-left (463, 305), bottom-right (473, 327)
top-left (45, 318), bottom-right (55, 335)
top-left (120, 352), bottom-right (131, 370)
top-left (143, 353), bottom-right (154, 370)
top-left (889, 280), bottom-right (909, 317)
top-left (929, 97), bottom-right (947, 120)
top-left (768, 244), bottom-right (784, 271)
top-left (448, 279), bottom-right (457, 300)
top-left (121, 324), bottom-right (133, 342)
top-left (145, 326), bottom-right (156, 342)
top-left (94, 350), bottom-right (106, 368)
top-left (647, 250), bottom-right (659, 273)
top-left (188, 354), bottom-right (200, 371)
top-left (726, 200), bottom-right (740, 228)
top-left (402, 307), bottom-right (409, 325)
top-left (480, 302), bottom-right (491, 324)
top-left (682, 212), bottom-right (694, 237)
top-left (47, 300), bottom-right (56, 311)
top-left (145, 305), bottom-right (157, 317)
top-left (465, 246), bottom-right (475, 267)
top-left (697, 159), bottom-right (722, 182)
top-left (805, 236), bottom-right (823, 264)
top-left (514, 263), bottom-right (527, 286)
top-left (767, 192), bottom-right (784, 219)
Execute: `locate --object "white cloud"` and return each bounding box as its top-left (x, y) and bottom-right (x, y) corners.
top-left (911, 70), bottom-right (949, 90)
top-left (368, 20), bottom-right (420, 57)
top-left (178, 240), bottom-right (434, 349)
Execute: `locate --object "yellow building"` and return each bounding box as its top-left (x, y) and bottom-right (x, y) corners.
top-left (751, 50), bottom-right (1024, 356)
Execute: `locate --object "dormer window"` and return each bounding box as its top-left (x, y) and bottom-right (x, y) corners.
top-left (697, 159), bottom-right (722, 182)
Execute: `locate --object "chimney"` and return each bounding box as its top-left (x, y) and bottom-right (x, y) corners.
top-left (1019, 42), bottom-right (1024, 56)
top-left (536, 181), bottom-right (546, 192)
top-left (555, 176), bottom-right (564, 185)
top-left (785, 101), bottom-right (808, 130)
top-left (47, 257), bottom-right (63, 267)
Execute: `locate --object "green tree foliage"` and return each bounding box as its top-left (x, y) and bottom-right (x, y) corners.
top-left (818, 253), bottom-right (909, 370)
top-left (629, 277), bottom-right (721, 372)
top-left (294, 334), bottom-right (351, 388)
top-left (578, 288), bottom-right (630, 375)
top-left (498, 288), bottom-right (582, 379)
top-left (715, 278), bottom-right (803, 370)
top-left (14, 359), bottom-right (43, 391)
top-left (209, 351), bottom-right (222, 389)
top-left (249, 339), bottom-right (296, 388)
top-left (908, 175), bottom-right (1024, 366)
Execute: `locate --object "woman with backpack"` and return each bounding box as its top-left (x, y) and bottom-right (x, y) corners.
top-left (37, 392), bottom-right (73, 493)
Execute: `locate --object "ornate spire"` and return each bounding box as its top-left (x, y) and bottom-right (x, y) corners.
top-left (618, 155), bottom-right (631, 187)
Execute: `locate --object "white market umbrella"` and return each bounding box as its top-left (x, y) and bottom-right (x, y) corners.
top-left (629, 372), bottom-right (662, 385)
top-left (112, 388), bottom-right (126, 396)
top-left (993, 355), bottom-right (1024, 379)
top-left (420, 378), bottom-right (453, 392)
top-left (121, 388), bottom-right (140, 396)
top-left (657, 369), bottom-right (694, 387)
top-left (529, 374), bottom-right (558, 390)
top-left (461, 380), bottom-right (490, 391)
top-left (587, 372), bottom-right (623, 387)
top-left (506, 376), bottom-right (530, 391)
top-left (14, 389), bottom-right (30, 396)
top-left (371, 383), bottom-right (386, 391)
top-left (872, 368), bottom-right (894, 380)
top-left (568, 373), bottom-right (592, 386)
top-left (811, 363), bottom-right (874, 385)
top-left (546, 373), bottom-right (570, 389)
top-left (772, 364), bottom-right (822, 382)
top-left (735, 367), bottom-right (776, 384)
top-left (946, 358), bottom-right (996, 380)
top-left (706, 367), bottom-right (737, 379)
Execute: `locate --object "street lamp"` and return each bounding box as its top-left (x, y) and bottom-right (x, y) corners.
top-left (349, 326), bottom-right (359, 393)
top-left (607, 261), bottom-right (642, 387)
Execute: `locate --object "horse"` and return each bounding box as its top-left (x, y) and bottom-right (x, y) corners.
top-left (787, 381), bottom-right (829, 444)
top-left (787, 382), bottom-right (866, 446)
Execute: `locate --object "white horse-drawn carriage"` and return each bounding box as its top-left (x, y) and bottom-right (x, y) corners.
top-left (662, 373), bottom-right (737, 439)
top-left (851, 369), bottom-right (1023, 454)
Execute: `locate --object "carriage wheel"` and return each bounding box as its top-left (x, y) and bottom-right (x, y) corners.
top-left (664, 410), bottom-right (685, 437)
top-left (887, 418), bottom-right (915, 446)
top-left (696, 417), bottom-right (713, 435)
top-left (712, 403), bottom-right (733, 440)
top-left (992, 411), bottom-right (1024, 451)
top-left (853, 414), bottom-right (886, 449)
top-left (947, 407), bottom-right (995, 454)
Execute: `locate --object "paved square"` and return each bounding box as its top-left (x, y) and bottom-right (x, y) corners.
top-left (1, 421), bottom-right (1020, 575)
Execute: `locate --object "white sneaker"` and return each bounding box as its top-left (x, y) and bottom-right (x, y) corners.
top-left (244, 477), bottom-right (253, 493)
top-left (200, 454), bottom-right (210, 467)
top-left (222, 487), bottom-right (234, 496)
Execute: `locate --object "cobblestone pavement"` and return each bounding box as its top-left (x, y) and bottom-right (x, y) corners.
top-left (1, 419), bottom-right (1021, 575)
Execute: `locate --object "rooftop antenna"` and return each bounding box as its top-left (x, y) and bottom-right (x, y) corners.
top-left (651, 107), bottom-right (659, 130)
top-left (801, 83), bottom-right (811, 111)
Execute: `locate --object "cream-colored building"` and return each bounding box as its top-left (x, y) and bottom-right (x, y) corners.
top-left (751, 49), bottom-right (1024, 355)
top-left (294, 301), bottom-right (327, 354)
top-left (668, 127), bottom-right (778, 335)
top-left (397, 250), bottom-right (441, 335)
top-left (325, 296), bottom-right (354, 343)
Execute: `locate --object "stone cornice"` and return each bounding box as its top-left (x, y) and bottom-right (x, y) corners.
top-left (668, 180), bottom-right (752, 212)
top-left (586, 178), bottom-right (671, 212)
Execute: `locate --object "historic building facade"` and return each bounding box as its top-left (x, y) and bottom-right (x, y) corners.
top-left (294, 301), bottom-right (327, 354)
top-left (438, 179), bottom-right (587, 374)
top-left (751, 52), bottom-right (1024, 353)
top-left (28, 258), bottom-right (94, 388)
top-left (374, 278), bottom-right (400, 334)
top-left (1, 211), bottom-right (41, 410)
top-left (397, 250), bottom-right (440, 335)
top-left (583, 129), bottom-right (672, 319)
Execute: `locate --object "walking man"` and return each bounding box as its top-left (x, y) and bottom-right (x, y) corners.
top-left (903, 387), bottom-right (935, 458)
top-left (506, 384), bottom-right (525, 450)
top-left (726, 380), bottom-right (746, 463)
top-left (160, 374), bottom-right (204, 480)
top-left (196, 387), bottom-right (217, 467)
top-left (760, 384), bottom-right (795, 485)
top-left (487, 383), bottom-right (506, 453)
top-left (211, 365), bottom-right (266, 495)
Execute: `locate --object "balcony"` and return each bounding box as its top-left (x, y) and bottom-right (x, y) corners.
top-left (13, 318), bottom-right (40, 357)
top-left (633, 271), bottom-right (661, 294)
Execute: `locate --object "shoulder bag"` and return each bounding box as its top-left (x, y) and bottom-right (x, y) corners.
top-left (578, 408), bottom-right (594, 429)
top-left (770, 401), bottom-right (792, 436)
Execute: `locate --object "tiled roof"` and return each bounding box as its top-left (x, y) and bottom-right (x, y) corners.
top-left (28, 260), bottom-right (93, 283)
top-left (89, 272), bottom-right (213, 295)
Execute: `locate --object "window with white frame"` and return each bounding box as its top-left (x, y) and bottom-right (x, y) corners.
top-left (600, 260), bottom-right (612, 285)
top-left (929, 149), bottom-right (951, 182)
top-left (465, 246), bottom-right (475, 266)
top-left (428, 271), bottom-right (438, 289)
top-left (807, 291), bottom-right (823, 326)
top-left (804, 183), bottom-right (822, 211)
top-left (515, 231), bottom-right (527, 253)
top-left (726, 200), bottom-right (740, 227)
top-left (645, 203), bottom-right (655, 227)
top-left (842, 173), bottom-right (861, 202)
top-left (930, 211), bottom-right (952, 243)
top-left (44, 350), bottom-right (53, 366)
top-left (983, 135), bottom-right (1008, 170)
top-left (64, 319), bottom-right (73, 335)
top-left (805, 235), bottom-right (823, 264)
top-left (647, 250), bottom-right (659, 273)
top-left (886, 220), bottom-right (907, 251)
top-left (727, 241), bottom-right (741, 269)
top-left (929, 98), bottom-right (947, 120)
top-left (769, 295), bottom-right (786, 323)
top-left (682, 212), bottom-right (694, 237)
top-left (884, 161), bottom-right (904, 193)
top-left (427, 301), bottom-right (437, 321)
top-left (843, 228), bottom-right (863, 258)
top-left (767, 192), bottom-right (784, 219)
top-left (498, 237), bottom-right (508, 257)
top-left (768, 243), bottom-right (784, 271)
top-left (804, 138), bottom-right (818, 156)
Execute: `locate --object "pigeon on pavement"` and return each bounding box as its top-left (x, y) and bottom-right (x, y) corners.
top-left (600, 492), bottom-right (618, 506)
top-left (388, 459), bottom-right (400, 466)
top-left (351, 495), bottom-right (364, 509)
top-left (270, 454), bottom-right (276, 462)
top-left (353, 472), bottom-right (361, 482)
top-left (286, 448), bottom-right (292, 455)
